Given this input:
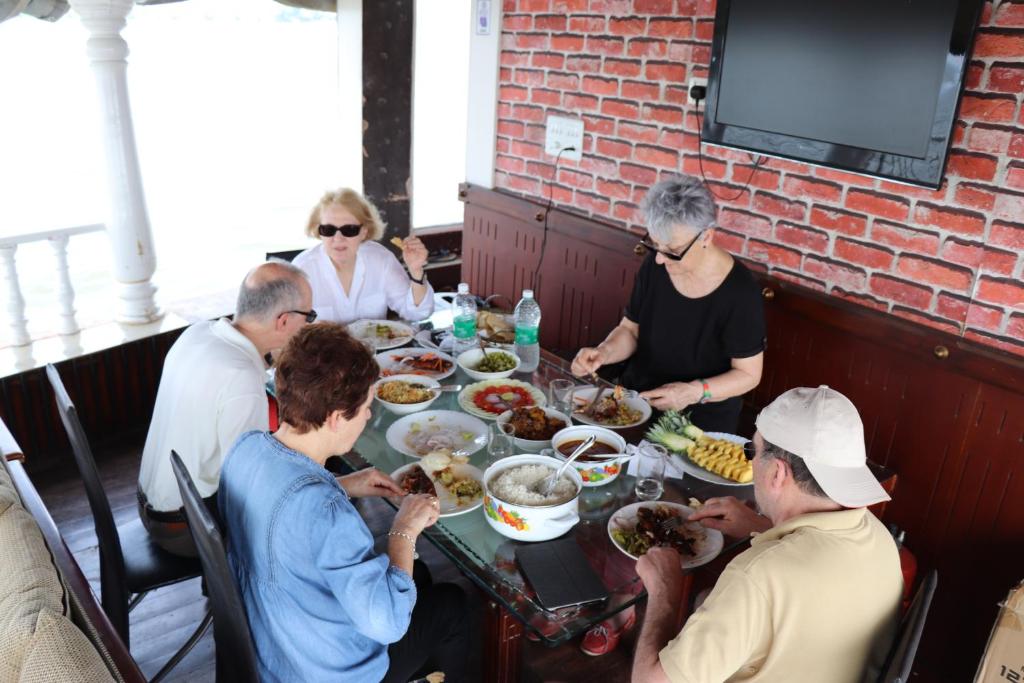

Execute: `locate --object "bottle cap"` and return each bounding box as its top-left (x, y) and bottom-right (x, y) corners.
top-left (523, 289), bottom-right (534, 298)
top-left (458, 283), bottom-right (469, 294)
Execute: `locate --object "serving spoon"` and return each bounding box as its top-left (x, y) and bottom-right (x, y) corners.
top-left (535, 434), bottom-right (596, 496)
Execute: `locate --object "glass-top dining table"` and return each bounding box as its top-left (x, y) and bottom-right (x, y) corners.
top-left (337, 340), bottom-right (755, 682)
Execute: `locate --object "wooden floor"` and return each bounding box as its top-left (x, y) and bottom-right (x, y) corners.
top-left (35, 440), bottom-right (636, 682)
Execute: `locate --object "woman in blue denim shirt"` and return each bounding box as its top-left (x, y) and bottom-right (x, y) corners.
top-left (219, 323), bottom-right (468, 682)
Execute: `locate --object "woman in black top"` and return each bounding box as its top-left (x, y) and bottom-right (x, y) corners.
top-left (571, 176), bottom-right (766, 433)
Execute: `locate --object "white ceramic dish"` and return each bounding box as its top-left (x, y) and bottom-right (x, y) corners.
top-left (482, 454), bottom-right (584, 542)
top-left (375, 348), bottom-right (457, 381)
top-left (390, 462), bottom-right (485, 517)
top-left (607, 501), bottom-right (724, 569)
top-left (495, 407), bottom-right (571, 453)
top-left (456, 348), bottom-right (521, 381)
top-left (458, 379), bottom-right (546, 420)
top-left (347, 319), bottom-right (415, 351)
top-left (676, 432), bottom-right (753, 488)
top-left (384, 410), bottom-right (489, 458)
top-left (570, 386), bottom-right (652, 429)
top-left (548, 425), bottom-right (628, 487)
top-left (373, 375), bottom-right (442, 416)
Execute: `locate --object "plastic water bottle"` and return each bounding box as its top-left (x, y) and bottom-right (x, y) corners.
top-left (452, 283), bottom-right (478, 356)
top-left (514, 289), bottom-right (541, 373)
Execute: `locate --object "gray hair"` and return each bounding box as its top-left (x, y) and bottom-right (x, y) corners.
top-left (235, 261), bottom-right (309, 323)
top-left (761, 439), bottom-right (829, 499)
top-left (640, 176), bottom-right (717, 243)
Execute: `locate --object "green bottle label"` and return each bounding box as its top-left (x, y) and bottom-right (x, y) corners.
top-left (453, 315), bottom-right (477, 339)
top-left (515, 324), bottom-right (539, 345)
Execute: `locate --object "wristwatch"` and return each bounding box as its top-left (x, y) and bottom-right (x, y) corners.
top-left (408, 270), bottom-right (428, 286)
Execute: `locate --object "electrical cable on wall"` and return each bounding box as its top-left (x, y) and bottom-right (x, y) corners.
top-left (689, 84), bottom-right (765, 201)
top-left (531, 146), bottom-right (573, 297)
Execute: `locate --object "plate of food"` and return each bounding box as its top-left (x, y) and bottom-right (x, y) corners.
top-left (495, 406), bottom-right (570, 452)
top-left (376, 348), bottom-right (456, 380)
top-left (347, 319), bottom-right (415, 351)
top-left (458, 379), bottom-right (546, 420)
top-left (477, 311), bottom-right (515, 345)
top-left (645, 412), bottom-right (753, 487)
top-left (391, 452), bottom-right (485, 517)
top-left (570, 385), bottom-right (651, 429)
top-left (385, 410), bottom-right (489, 458)
top-left (608, 502), bottom-right (723, 569)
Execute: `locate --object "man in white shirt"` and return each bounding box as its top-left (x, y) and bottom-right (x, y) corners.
top-left (632, 386), bottom-right (902, 683)
top-left (137, 261), bottom-right (315, 556)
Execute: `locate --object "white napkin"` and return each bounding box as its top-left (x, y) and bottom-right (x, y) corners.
top-left (625, 440), bottom-right (688, 479)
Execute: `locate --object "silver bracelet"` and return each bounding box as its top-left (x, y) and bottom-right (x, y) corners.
top-left (388, 530), bottom-right (419, 560)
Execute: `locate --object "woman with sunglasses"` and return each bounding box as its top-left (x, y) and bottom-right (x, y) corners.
top-left (571, 176), bottom-right (766, 434)
top-left (293, 188), bottom-right (434, 324)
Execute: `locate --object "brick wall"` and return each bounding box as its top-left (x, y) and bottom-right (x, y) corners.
top-left (494, 0), bottom-right (1024, 357)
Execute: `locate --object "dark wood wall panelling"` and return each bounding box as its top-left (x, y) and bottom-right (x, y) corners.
top-left (460, 183), bottom-right (1024, 683)
top-left (0, 329), bottom-right (185, 477)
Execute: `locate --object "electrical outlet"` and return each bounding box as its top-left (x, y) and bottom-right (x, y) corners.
top-left (687, 77), bottom-right (708, 105)
top-left (544, 115), bottom-right (583, 161)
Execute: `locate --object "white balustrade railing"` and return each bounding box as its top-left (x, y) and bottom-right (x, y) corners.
top-left (0, 224), bottom-right (105, 346)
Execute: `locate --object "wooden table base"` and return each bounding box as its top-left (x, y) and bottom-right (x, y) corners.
top-left (483, 598), bottom-right (524, 683)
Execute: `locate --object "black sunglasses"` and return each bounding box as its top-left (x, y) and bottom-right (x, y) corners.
top-left (638, 233), bottom-right (702, 262)
top-left (283, 309), bottom-right (318, 323)
top-left (318, 223), bottom-right (362, 238)
top-left (743, 441), bottom-right (756, 461)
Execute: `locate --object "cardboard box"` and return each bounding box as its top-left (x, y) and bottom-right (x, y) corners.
top-left (975, 579), bottom-right (1024, 683)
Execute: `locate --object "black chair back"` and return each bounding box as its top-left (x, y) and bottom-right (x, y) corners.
top-left (45, 363), bottom-right (130, 640)
top-left (265, 249), bottom-right (304, 263)
top-left (878, 569), bottom-right (938, 683)
top-left (170, 450), bottom-right (259, 683)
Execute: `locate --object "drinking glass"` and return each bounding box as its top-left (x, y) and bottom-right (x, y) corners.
top-left (487, 422), bottom-right (516, 464)
top-left (548, 379), bottom-right (576, 415)
top-left (634, 443), bottom-right (667, 501)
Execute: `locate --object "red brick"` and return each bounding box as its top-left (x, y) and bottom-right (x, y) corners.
top-left (966, 303), bottom-right (1007, 333)
top-left (500, 85), bottom-right (529, 102)
top-left (645, 61), bottom-right (687, 82)
top-left (510, 140), bottom-right (543, 159)
top-left (596, 178), bottom-right (631, 200)
top-left (564, 93), bottom-right (599, 111)
top-left (667, 41), bottom-right (693, 62)
top-left (869, 274), bottom-right (933, 309)
top-left (569, 15), bottom-right (606, 32)
top-left (495, 155), bottom-right (526, 174)
top-left (940, 238), bottom-right (985, 269)
top-left (834, 238), bottom-right (895, 270)
top-left (964, 330), bottom-right (1024, 357)
top-left (589, 0), bottom-right (636, 10)
top-left (534, 14), bottom-right (567, 30)
top-left (877, 180), bottom-right (947, 201)
top-left (771, 268), bottom-right (826, 292)
top-left (643, 104), bottom-right (684, 125)
top-left (555, 168), bottom-right (593, 190)
top-left (581, 114), bottom-right (615, 135)
top-left (704, 181), bottom-right (752, 206)
top-left (513, 69), bottom-right (545, 87)
top-left (733, 165), bottom-right (780, 191)
top-left (662, 129), bottom-right (699, 151)
top-left (958, 93), bottom-right (1017, 122)
top-left (531, 52), bottom-right (564, 69)
top-left (804, 256), bottom-right (868, 290)
top-left (693, 43), bottom-right (711, 65)
top-left (833, 289), bottom-right (889, 313)
top-left (497, 119), bottom-right (525, 138)
top-left (504, 14), bottom-right (532, 30)
top-left (747, 239), bottom-right (802, 269)
top-left (514, 33), bottom-right (549, 50)
top-left (547, 183), bottom-right (575, 204)
top-left (664, 85), bottom-right (688, 104)
top-left (808, 206), bottom-right (868, 236)
top-left (609, 17), bottom-right (647, 35)
top-left (551, 33), bottom-right (585, 51)
top-left (913, 202), bottom-right (987, 236)
top-left (627, 38), bottom-right (668, 58)
top-left (972, 29), bottom-right (1024, 58)
top-left (531, 88), bottom-right (561, 106)
top-left (582, 76), bottom-right (619, 96)
top-left (525, 160), bottom-right (553, 177)
top-left (1012, 130), bottom-right (1024, 158)
top-left (594, 138), bottom-right (631, 159)
top-left (619, 163), bottom-right (658, 185)
top-left (846, 190), bottom-right (910, 221)
top-left (501, 51), bottom-right (530, 67)
top-left (586, 36), bottom-right (625, 56)
top-left (992, 187), bottom-right (1024, 223)
top-left (718, 208), bottom-right (772, 239)
top-left (613, 200), bottom-right (641, 223)
top-left (603, 58), bottom-right (642, 78)
top-left (500, 172), bottom-right (542, 194)
top-left (988, 62), bottom-right (1024, 93)
top-left (695, 18), bottom-right (715, 41)
top-left (775, 222), bottom-right (829, 252)
top-left (965, 61), bottom-right (985, 90)
top-left (635, 145), bottom-right (679, 169)
top-left (617, 122), bottom-right (660, 144)
top-left (783, 175), bottom-right (843, 203)
top-left (871, 221), bottom-right (940, 255)
top-left (713, 228), bottom-right (745, 254)
top-left (977, 276), bottom-right (1024, 307)
top-left (495, 137), bottom-right (510, 154)
top-left (579, 155), bottom-right (617, 176)
top-left (575, 191), bottom-right (611, 214)
top-left (634, 0), bottom-right (673, 11)
top-left (994, 2), bottom-right (1024, 26)
top-left (947, 151), bottom-right (999, 181)
top-left (682, 155), bottom-right (727, 179)
top-left (546, 72), bottom-right (580, 89)
top-left (753, 192), bottom-right (807, 221)
top-left (551, 0), bottom-right (587, 9)
top-left (810, 167), bottom-right (874, 187)
top-left (600, 99), bottom-right (639, 119)
top-left (766, 158), bottom-right (813, 175)
top-left (981, 246), bottom-right (1020, 276)
top-left (991, 220), bottom-right (1024, 250)
top-left (618, 79), bottom-right (661, 102)
top-left (953, 121), bottom-right (968, 146)
top-left (954, 182), bottom-right (997, 211)
top-left (649, 19), bottom-right (693, 38)
top-left (1009, 314), bottom-right (1024, 340)
top-left (936, 293), bottom-right (971, 322)
top-left (518, 0), bottom-right (548, 9)
top-left (891, 308), bottom-right (962, 335)
top-left (1007, 162), bottom-right (1024, 190)
top-left (897, 255), bottom-right (974, 292)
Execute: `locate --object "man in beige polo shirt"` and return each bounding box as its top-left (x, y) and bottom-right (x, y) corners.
top-left (631, 386), bottom-right (902, 683)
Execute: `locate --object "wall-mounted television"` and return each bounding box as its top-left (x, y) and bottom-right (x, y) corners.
top-left (702, 0), bottom-right (984, 189)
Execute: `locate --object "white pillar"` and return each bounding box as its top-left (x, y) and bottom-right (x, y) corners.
top-left (0, 245), bottom-right (31, 346)
top-left (70, 0), bottom-right (160, 324)
top-left (49, 235), bottom-right (80, 336)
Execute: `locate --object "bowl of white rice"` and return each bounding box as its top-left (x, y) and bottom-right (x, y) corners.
top-left (482, 454), bottom-right (583, 542)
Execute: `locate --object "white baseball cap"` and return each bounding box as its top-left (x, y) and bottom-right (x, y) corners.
top-left (754, 386), bottom-right (890, 508)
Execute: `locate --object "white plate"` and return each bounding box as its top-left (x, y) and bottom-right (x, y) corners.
top-left (384, 410), bottom-right (489, 458)
top-left (458, 379), bottom-right (546, 420)
top-left (675, 432), bottom-right (753, 488)
top-left (570, 386), bottom-right (652, 429)
top-left (375, 348), bottom-right (457, 380)
top-left (390, 462), bottom-right (485, 517)
top-left (347, 319), bottom-right (415, 351)
top-left (607, 502), bottom-right (724, 569)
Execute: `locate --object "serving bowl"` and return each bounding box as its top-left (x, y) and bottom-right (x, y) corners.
top-left (373, 374), bottom-right (442, 416)
top-left (482, 454), bottom-right (583, 542)
top-left (548, 425), bottom-right (628, 487)
top-left (456, 348), bottom-right (521, 381)
top-left (495, 407), bottom-right (572, 453)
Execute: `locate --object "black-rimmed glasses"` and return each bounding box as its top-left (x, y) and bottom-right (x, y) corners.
top-left (283, 309), bottom-right (318, 323)
top-left (637, 233), bottom-right (702, 262)
top-left (318, 223), bottom-right (362, 238)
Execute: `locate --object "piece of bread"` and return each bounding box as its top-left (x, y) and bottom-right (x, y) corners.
top-left (390, 236), bottom-right (405, 249)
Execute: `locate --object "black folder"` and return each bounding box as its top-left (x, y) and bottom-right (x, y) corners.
top-left (515, 538), bottom-right (609, 611)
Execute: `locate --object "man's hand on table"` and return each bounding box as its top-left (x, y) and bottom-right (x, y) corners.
top-left (688, 496), bottom-right (771, 538)
top-left (571, 347), bottom-right (606, 377)
top-left (636, 546), bottom-right (685, 602)
top-left (639, 381), bottom-right (703, 411)
top-left (337, 468), bottom-right (404, 499)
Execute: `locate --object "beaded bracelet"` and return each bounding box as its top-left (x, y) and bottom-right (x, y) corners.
top-left (388, 530), bottom-right (419, 560)
top-left (698, 379), bottom-right (712, 404)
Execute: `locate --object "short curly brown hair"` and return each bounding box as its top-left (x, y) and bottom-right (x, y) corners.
top-left (275, 323), bottom-right (379, 434)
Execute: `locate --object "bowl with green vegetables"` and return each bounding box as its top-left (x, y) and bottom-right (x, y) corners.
top-left (457, 348), bottom-right (521, 381)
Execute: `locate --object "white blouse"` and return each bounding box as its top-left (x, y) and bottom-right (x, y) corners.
top-left (293, 241), bottom-right (435, 324)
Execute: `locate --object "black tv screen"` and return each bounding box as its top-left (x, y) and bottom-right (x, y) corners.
top-left (703, 0), bottom-right (984, 189)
